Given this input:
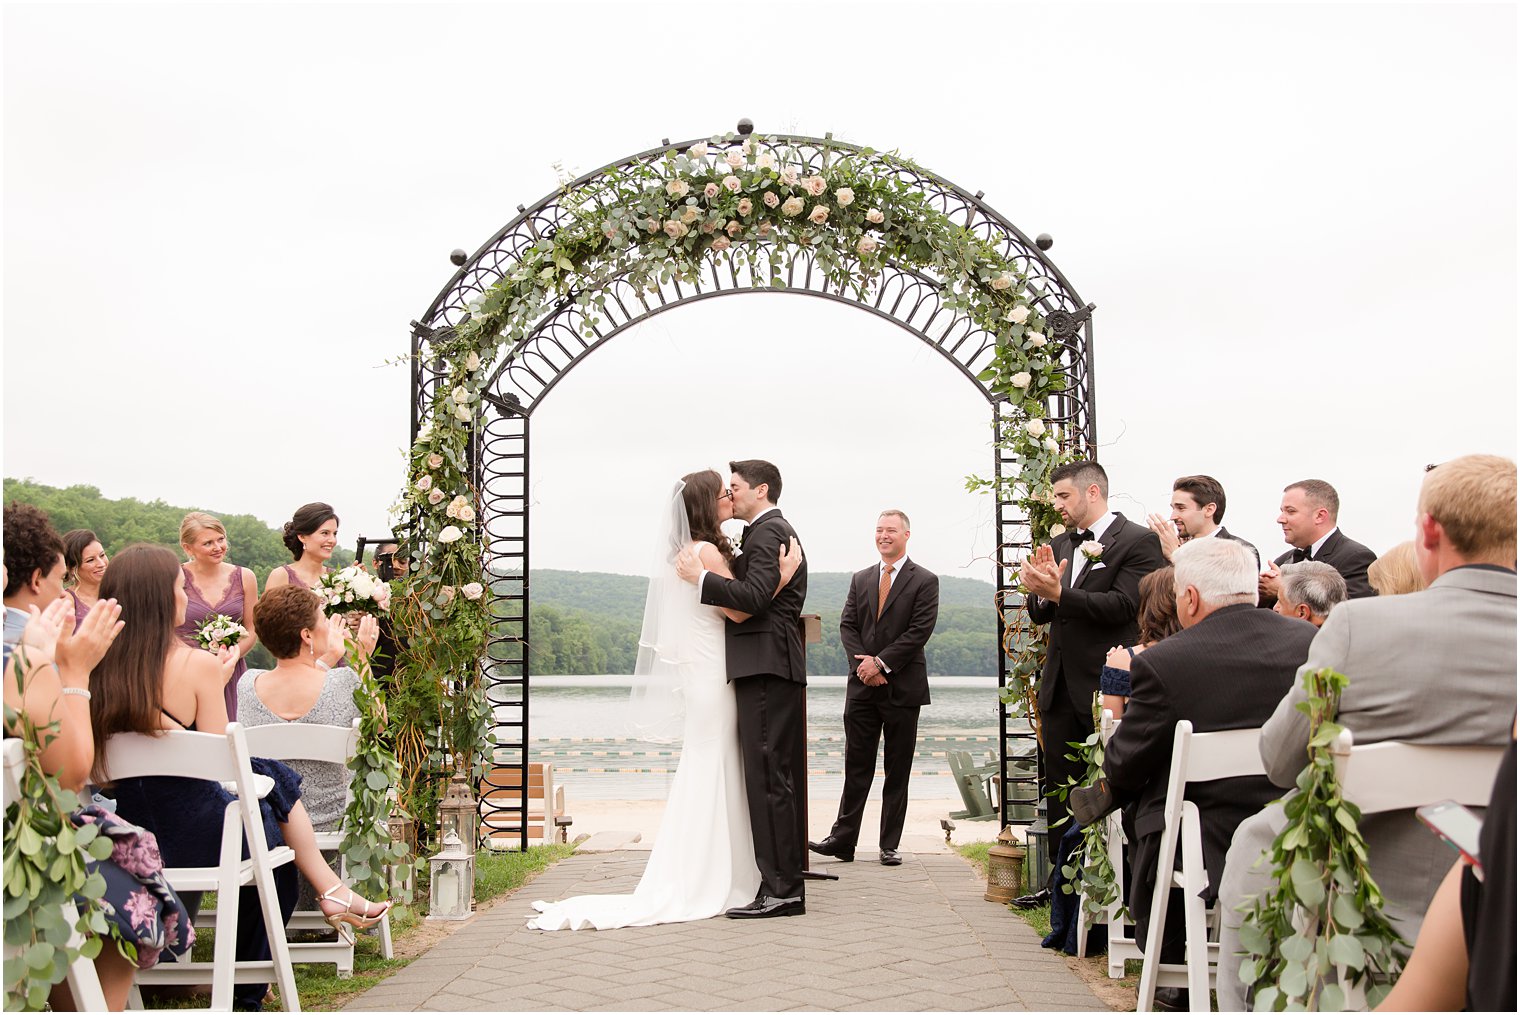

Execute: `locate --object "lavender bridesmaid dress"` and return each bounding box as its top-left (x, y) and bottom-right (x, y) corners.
top-left (175, 565), bottom-right (249, 721)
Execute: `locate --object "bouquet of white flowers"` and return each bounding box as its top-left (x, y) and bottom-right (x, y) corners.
top-left (316, 564), bottom-right (392, 618)
top-left (196, 614), bottom-right (248, 652)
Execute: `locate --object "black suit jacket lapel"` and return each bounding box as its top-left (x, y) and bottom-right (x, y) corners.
top-left (1074, 514), bottom-right (1126, 589)
top-left (1316, 529), bottom-right (1343, 563)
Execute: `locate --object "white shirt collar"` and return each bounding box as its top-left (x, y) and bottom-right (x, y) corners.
top-left (747, 506), bottom-right (779, 528)
top-left (880, 555), bottom-right (909, 575)
top-left (1199, 524), bottom-right (1224, 538)
top-left (1309, 527), bottom-right (1338, 558)
top-left (1080, 511), bottom-right (1117, 542)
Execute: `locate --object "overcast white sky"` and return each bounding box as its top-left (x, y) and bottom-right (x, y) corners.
top-left (4, 2), bottom-right (1516, 583)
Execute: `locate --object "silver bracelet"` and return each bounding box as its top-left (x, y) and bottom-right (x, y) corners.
top-left (60, 687), bottom-right (91, 701)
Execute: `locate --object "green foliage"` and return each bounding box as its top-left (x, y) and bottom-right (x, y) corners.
top-left (338, 636), bottom-right (411, 902)
top-left (3, 651), bottom-right (121, 1011)
top-left (2, 478), bottom-right (353, 587)
top-left (1056, 695), bottom-right (1123, 923)
top-left (1237, 668), bottom-right (1408, 1011)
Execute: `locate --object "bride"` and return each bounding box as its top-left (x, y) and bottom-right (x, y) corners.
top-left (528, 469), bottom-right (801, 930)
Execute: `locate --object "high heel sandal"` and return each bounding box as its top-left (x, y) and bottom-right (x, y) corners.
top-left (317, 883), bottom-right (391, 944)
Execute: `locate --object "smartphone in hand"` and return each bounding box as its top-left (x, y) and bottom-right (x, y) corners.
top-left (1417, 799), bottom-right (1485, 879)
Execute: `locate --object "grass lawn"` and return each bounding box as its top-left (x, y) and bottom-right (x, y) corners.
top-left (144, 843), bottom-right (576, 1011)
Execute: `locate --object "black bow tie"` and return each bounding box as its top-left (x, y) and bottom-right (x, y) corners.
top-left (1073, 530), bottom-right (1093, 544)
top-left (1292, 547), bottom-right (1312, 562)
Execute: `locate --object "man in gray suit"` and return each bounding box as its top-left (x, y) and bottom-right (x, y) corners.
top-left (1215, 454), bottom-right (1517, 1010)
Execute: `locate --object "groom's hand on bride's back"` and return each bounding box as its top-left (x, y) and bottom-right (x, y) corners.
top-left (778, 537), bottom-right (803, 585)
top-left (674, 547), bottom-right (701, 584)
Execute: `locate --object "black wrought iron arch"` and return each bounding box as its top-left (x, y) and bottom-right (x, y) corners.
top-left (411, 128), bottom-right (1097, 847)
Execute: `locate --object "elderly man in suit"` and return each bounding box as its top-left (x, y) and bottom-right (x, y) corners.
top-left (1069, 538), bottom-right (1316, 1008)
top-left (810, 510), bottom-right (939, 867)
top-left (1214, 454), bottom-right (1518, 1011)
top-left (1272, 560), bottom-right (1347, 627)
top-left (1258, 479), bottom-right (1377, 606)
top-left (1021, 460), bottom-right (1165, 833)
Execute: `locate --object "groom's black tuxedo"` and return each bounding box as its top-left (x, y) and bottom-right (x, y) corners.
top-left (700, 507), bottom-right (809, 901)
top-left (1271, 528), bottom-right (1378, 600)
top-left (1026, 513), bottom-right (1164, 831)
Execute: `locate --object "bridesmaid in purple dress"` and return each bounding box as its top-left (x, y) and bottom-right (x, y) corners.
top-left (264, 502), bottom-right (340, 594)
top-left (62, 528), bottom-right (109, 631)
top-left (174, 512), bottom-right (259, 720)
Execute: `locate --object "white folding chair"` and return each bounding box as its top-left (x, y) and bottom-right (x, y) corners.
top-left (242, 718), bottom-right (393, 974)
top-left (104, 723), bottom-right (301, 1012)
top-left (3, 738), bottom-right (110, 1011)
top-left (1137, 721), bottom-right (1266, 1013)
top-left (1073, 711), bottom-right (1145, 978)
top-left (1328, 729), bottom-right (1506, 1009)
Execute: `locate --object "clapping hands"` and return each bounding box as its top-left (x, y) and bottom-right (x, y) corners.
top-left (1019, 542), bottom-right (1066, 600)
top-left (1146, 513), bottom-right (1181, 560)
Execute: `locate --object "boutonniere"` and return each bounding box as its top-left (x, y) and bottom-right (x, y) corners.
top-left (1080, 540), bottom-right (1104, 563)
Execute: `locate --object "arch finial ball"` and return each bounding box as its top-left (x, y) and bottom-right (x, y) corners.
top-left (1035, 233), bottom-right (1053, 251)
top-left (449, 249), bottom-right (468, 266)
top-left (737, 118), bottom-right (754, 136)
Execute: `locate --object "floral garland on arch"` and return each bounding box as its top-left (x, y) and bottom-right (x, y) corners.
top-left (390, 130), bottom-right (1074, 837)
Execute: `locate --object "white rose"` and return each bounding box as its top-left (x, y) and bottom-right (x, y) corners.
top-left (436, 585), bottom-right (456, 607)
top-left (700, 218), bottom-right (717, 234)
top-left (680, 206), bottom-right (699, 225)
top-left (802, 175), bottom-right (827, 197)
top-left (780, 168), bottom-right (799, 187)
top-left (465, 351), bottom-right (482, 371)
top-left (416, 475), bottom-right (433, 492)
top-left (808, 205), bottom-right (829, 225)
top-left (427, 453), bottom-right (444, 469)
top-left (724, 151), bottom-right (743, 168)
top-left (1024, 418), bottom-right (1046, 437)
top-left (351, 572), bottom-right (375, 598)
top-left (1043, 437), bottom-right (1060, 453)
top-left (688, 142), bottom-right (708, 159)
top-left (722, 175), bottom-right (742, 193)
top-left (726, 219), bottom-right (743, 237)
top-left (451, 385), bottom-right (470, 404)
top-left (665, 179), bottom-right (689, 198)
top-left (1027, 331), bottom-right (1047, 348)
top-left (427, 488), bottom-right (445, 505)
top-left (781, 195), bottom-right (805, 217)
top-left (664, 219), bottom-right (688, 239)
top-left (865, 208), bottom-right (884, 224)
top-left (703, 181), bottom-right (720, 199)
top-left (461, 582), bottom-right (485, 601)
top-left (458, 504), bottom-right (476, 523)
top-left (446, 494), bottom-right (470, 519)
top-left (857, 236), bottom-right (878, 256)
top-left (710, 235), bottom-right (731, 251)
top-left (834, 187), bottom-right (854, 207)
top-left (645, 216), bottom-right (660, 233)
top-left (438, 526), bottom-right (463, 545)
top-left (762, 191), bottom-right (780, 209)
top-left (453, 403), bottom-right (471, 422)
top-left (756, 151), bottom-right (777, 171)
top-left (1006, 305), bottom-right (1030, 325)
top-left (741, 138), bottom-right (753, 156)
top-left (737, 197), bottom-right (753, 215)
top-left (990, 274), bottom-right (1013, 291)
top-left (1049, 523), bottom-right (1068, 538)
top-left (1010, 371), bottom-right (1032, 389)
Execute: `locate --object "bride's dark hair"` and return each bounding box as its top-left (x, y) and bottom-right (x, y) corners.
top-left (681, 469), bottom-right (734, 562)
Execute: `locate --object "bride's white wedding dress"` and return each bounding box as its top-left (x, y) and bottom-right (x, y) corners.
top-left (527, 541), bottom-right (760, 930)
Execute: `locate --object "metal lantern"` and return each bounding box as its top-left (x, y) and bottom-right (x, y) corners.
top-left (984, 826), bottom-right (1027, 904)
top-left (427, 830), bottom-right (474, 921)
top-left (438, 773), bottom-right (479, 847)
top-left (1025, 799), bottom-right (1052, 892)
top-left (386, 814), bottom-right (416, 898)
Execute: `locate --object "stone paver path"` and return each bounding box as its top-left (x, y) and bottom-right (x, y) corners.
top-left (344, 850), bottom-right (1108, 1011)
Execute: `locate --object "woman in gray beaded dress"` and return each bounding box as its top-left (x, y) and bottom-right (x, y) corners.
top-left (237, 585), bottom-right (379, 831)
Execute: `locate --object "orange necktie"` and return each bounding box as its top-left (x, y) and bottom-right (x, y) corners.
top-left (877, 563), bottom-right (894, 618)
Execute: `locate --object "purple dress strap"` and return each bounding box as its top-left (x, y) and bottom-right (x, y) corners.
top-left (283, 564), bottom-right (309, 589)
top-left (69, 589), bottom-right (90, 632)
top-left (174, 565), bottom-right (248, 721)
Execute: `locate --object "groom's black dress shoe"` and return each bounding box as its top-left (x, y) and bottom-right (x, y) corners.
top-left (725, 896), bottom-right (805, 919)
top-left (879, 849), bottom-right (903, 866)
top-left (808, 836), bottom-right (854, 862)
top-left (1011, 888), bottom-right (1050, 909)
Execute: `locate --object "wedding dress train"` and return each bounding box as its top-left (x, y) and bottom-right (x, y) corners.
top-left (527, 546), bottom-right (760, 930)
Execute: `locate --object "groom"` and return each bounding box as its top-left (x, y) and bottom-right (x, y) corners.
top-left (676, 459), bottom-right (810, 918)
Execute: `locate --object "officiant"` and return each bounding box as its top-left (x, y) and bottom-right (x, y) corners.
top-left (810, 510), bottom-right (939, 867)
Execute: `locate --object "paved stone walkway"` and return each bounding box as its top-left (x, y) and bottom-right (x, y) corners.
top-left (344, 850), bottom-right (1109, 1012)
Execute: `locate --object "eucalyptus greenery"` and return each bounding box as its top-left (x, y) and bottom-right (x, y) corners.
top-left (391, 130), bottom-right (1075, 838)
top-left (338, 634), bottom-right (412, 902)
top-left (1237, 667), bottom-right (1407, 1011)
top-left (3, 654), bottom-right (119, 1011)
top-left (1057, 694), bottom-right (1122, 922)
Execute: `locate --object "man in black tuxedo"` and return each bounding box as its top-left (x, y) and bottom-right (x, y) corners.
top-left (676, 459), bottom-right (809, 919)
top-left (810, 510), bottom-right (939, 867)
top-left (1146, 474), bottom-right (1260, 569)
top-left (1021, 460), bottom-right (1165, 833)
top-left (1070, 538), bottom-right (1316, 1000)
top-left (1258, 479), bottom-right (1377, 606)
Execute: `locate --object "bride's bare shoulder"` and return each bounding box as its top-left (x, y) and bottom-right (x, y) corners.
top-left (693, 540), bottom-right (733, 577)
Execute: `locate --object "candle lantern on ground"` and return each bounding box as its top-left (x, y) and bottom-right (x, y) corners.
top-left (983, 825), bottom-right (1026, 904)
top-left (427, 831), bottom-right (474, 921)
top-left (438, 773), bottom-right (479, 847)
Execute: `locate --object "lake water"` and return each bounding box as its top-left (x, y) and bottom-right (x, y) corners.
top-left (515, 675), bottom-right (1025, 801)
